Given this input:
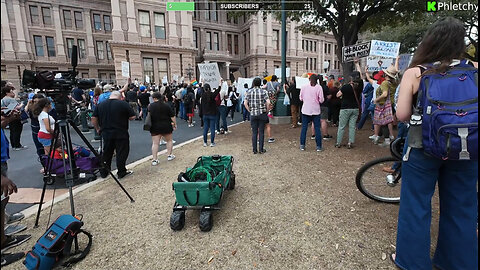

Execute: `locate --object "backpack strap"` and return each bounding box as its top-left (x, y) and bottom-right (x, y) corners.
top-left (62, 229), bottom-right (93, 267)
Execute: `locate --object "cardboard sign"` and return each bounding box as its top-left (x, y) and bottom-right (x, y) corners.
top-left (198, 62), bottom-right (221, 88)
top-left (369, 40), bottom-right (401, 58)
top-left (233, 71), bottom-right (242, 81)
top-left (397, 54), bottom-right (413, 72)
top-left (366, 56), bottom-right (395, 72)
top-left (162, 76), bottom-right (168, 84)
top-left (274, 68), bottom-right (291, 79)
top-left (121, 61), bottom-right (130, 78)
top-left (295, 76), bottom-right (309, 89)
top-left (145, 75), bottom-right (150, 83)
top-left (342, 42), bottom-right (371, 63)
top-left (172, 74), bottom-right (179, 82)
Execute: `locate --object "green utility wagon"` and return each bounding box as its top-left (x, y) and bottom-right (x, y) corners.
top-left (170, 155), bottom-right (235, 231)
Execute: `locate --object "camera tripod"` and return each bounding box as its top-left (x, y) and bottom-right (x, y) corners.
top-left (34, 114), bottom-right (135, 228)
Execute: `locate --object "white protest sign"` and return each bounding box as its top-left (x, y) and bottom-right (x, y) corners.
top-left (295, 76), bottom-right (309, 89)
top-left (342, 42), bottom-right (371, 62)
top-left (369, 40), bottom-right (401, 58)
top-left (172, 74), bottom-right (179, 82)
top-left (198, 62), bottom-right (221, 88)
top-left (237, 77), bottom-right (254, 99)
top-left (367, 56), bottom-right (394, 72)
top-left (145, 75), bottom-right (150, 83)
top-left (121, 61), bottom-right (130, 78)
top-left (274, 68), bottom-right (291, 79)
top-left (162, 76), bottom-right (168, 84)
top-left (398, 53), bottom-right (413, 72)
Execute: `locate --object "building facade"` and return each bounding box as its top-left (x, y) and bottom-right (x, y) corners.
top-left (1, 0), bottom-right (340, 89)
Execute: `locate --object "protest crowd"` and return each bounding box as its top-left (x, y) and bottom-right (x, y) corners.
top-left (1, 16), bottom-right (478, 270)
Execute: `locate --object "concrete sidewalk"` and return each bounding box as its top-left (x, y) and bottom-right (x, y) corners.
top-left (5, 122), bottom-right (439, 270)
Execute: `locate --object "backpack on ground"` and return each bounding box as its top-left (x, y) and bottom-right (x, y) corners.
top-left (24, 215), bottom-right (92, 270)
top-left (414, 60), bottom-right (478, 160)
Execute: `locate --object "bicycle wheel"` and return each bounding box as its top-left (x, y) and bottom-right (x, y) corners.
top-left (356, 156), bottom-right (401, 203)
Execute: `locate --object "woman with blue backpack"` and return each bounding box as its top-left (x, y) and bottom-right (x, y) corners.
top-left (393, 17), bottom-right (478, 270)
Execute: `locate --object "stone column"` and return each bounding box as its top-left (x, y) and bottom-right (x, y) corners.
top-left (221, 31), bottom-right (227, 53)
top-left (12, 0), bottom-right (28, 59)
top-left (256, 13), bottom-right (265, 54)
top-left (289, 21), bottom-right (296, 56)
top-left (297, 30), bottom-right (302, 57)
top-left (113, 47), bottom-right (127, 85)
top-left (168, 8), bottom-right (178, 46)
top-left (111, 0), bottom-right (124, 41)
top-left (129, 49), bottom-right (142, 81)
top-left (51, 6), bottom-right (66, 62)
top-left (265, 14), bottom-right (273, 54)
top-left (318, 39), bottom-right (322, 72)
top-left (84, 9), bottom-right (97, 62)
top-left (179, 0), bottom-right (191, 47)
top-left (1, 0), bottom-right (15, 58)
top-left (225, 61), bottom-right (230, 80)
top-left (19, 0), bottom-right (32, 56)
top-left (249, 21), bottom-right (257, 55)
top-left (126, 0), bottom-right (138, 42)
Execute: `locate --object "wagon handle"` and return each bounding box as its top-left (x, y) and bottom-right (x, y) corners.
top-left (183, 190), bottom-right (200, 206)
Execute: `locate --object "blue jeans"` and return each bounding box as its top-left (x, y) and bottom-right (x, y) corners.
top-left (142, 107), bottom-right (148, 122)
top-left (203, 115), bottom-right (217, 143)
top-left (217, 105), bottom-right (228, 131)
top-left (242, 104), bottom-right (250, 121)
top-left (179, 101), bottom-right (186, 120)
top-left (300, 114), bottom-right (322, 148)
top-left (31, 126), bottom-right (44, 157)
top-left (395, 148), bottom-right (478, 270)
top-left (357, 106), bottom-right (373, 130)
top-left (250, 113), bottom-right (268, 152)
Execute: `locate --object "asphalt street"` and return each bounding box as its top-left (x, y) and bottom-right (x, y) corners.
top-left (5, 109), bottom-right (244, 214)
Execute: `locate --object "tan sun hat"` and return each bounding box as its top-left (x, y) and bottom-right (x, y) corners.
top-left (384, 65), bottom-right (399, 79)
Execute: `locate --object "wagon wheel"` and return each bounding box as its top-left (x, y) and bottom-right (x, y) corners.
top-left (228, 172), bottom-right (236, 190)
top-left (199, 210), bottom-right (213, 232)
top-left (170, 211), bottom-right (186, 231)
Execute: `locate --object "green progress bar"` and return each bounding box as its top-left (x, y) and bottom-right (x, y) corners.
top-left (167, 2), bottom-right (195, 11)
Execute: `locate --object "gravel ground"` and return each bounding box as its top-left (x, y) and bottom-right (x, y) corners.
top-left (5, 122), bottom-right (440, 270)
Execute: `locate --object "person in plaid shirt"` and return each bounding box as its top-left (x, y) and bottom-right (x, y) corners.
top-left (244, 78), bottom-right (271, 154)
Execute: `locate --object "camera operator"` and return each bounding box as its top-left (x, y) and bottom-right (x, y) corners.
top-left (1, 84), bottom-right (27, 151)
top-left (71, 86), bottom-right (90, 133)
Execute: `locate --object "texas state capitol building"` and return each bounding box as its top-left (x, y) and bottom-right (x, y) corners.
top-left (1, 0), bottom-right (341, 88)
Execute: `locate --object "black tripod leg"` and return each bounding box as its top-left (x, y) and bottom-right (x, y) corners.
top-left (34, 127), bottom-right (60, 227)
top-left (68, 120), bottom-right (135, 203)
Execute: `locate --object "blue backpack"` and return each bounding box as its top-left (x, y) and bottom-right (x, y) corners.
top-left (416, 60), bottom-right (478, 160)
top-left (24, 215), bottom-right (92, 270)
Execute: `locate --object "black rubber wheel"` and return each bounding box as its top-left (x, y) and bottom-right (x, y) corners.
top-left (199, 210), bottom-right (213, 232)
top-left (170, 211), bottom-right (185, 231)
top-left (228, 172), bottom-right (236, 190)
top-left (355, 156), bottom-right (401, 204)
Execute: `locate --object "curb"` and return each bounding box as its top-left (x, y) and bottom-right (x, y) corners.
top-left (20, 121), bottom-right (246, 219)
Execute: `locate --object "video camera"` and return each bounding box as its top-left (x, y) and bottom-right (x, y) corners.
top-left (22, 46), bottom-right (95, 91)
top-left (21, 45), bottom-right (96, 119)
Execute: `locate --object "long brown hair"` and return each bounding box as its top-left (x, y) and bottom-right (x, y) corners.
top-left (409, 17), bottom-right (466, 75)
top-left (33, 97), bottom-right (51, 117)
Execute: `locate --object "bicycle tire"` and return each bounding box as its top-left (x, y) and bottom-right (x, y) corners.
top-left (356, 156), bottom-right (401, 204)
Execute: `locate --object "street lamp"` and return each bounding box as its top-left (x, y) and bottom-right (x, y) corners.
top-left (186, 64), bottom-right (194, 80)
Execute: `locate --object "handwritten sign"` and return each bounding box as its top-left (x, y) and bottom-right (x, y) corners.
top-left (369, 40), bottom-right (401, 58)
top-left (145, 75), bottom-right (150, 84)
top-left (295, 76), bottom-right (309, 89)
top-left (172, 74), bottom-right (179, 82)
top-left (342, 42), bottom-right (371, 63)
top-left (397, 54), bottom-right (413, 72)
top-left (366, 56), bottom-right (394, 72)
top-left (198, 63), bottom-right (221, 88)
top-left (121, 61), bottom-right (130, 78)
top-left (162, 76), bottom-right (168, 84)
